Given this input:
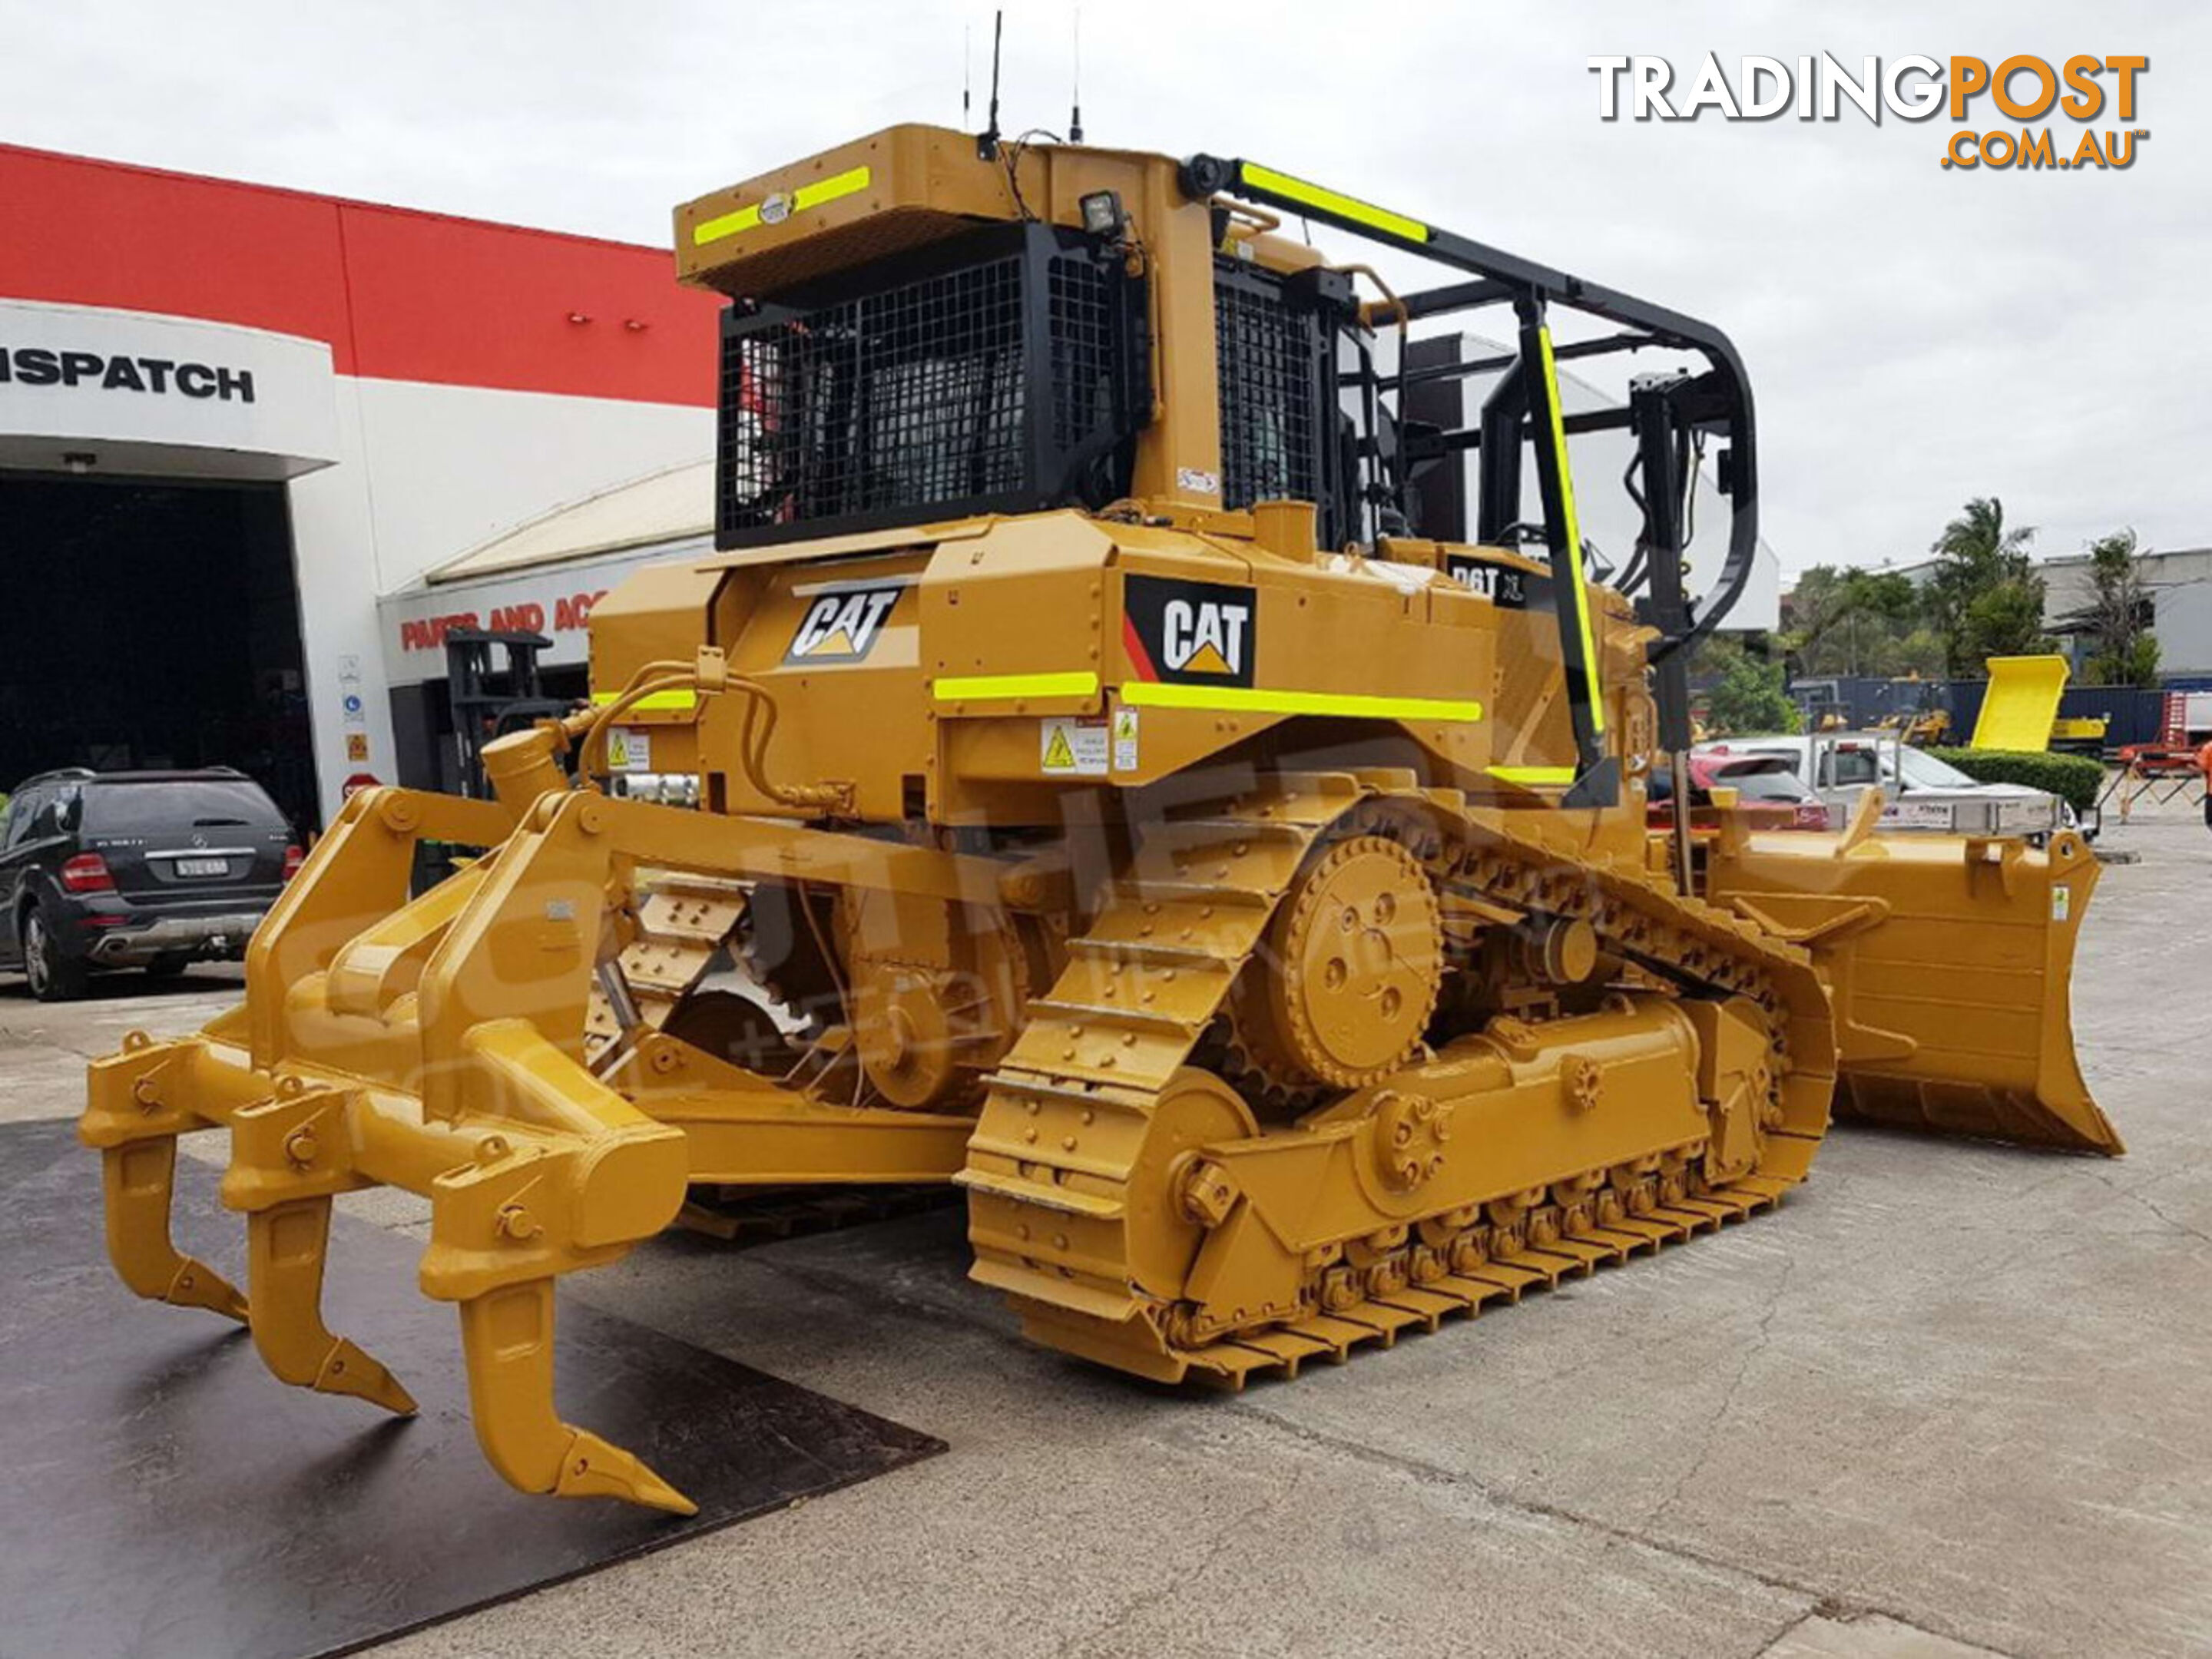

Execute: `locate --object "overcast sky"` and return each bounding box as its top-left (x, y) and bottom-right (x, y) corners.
top-left (5, 0), bottom-right (2204, 577)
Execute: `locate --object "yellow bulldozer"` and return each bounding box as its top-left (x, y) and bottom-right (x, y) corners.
top-left (79, 126), bottom-right (2118, 1515)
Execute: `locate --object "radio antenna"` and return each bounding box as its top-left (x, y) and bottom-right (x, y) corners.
top-left (978, 9), bottom-right (1004, 158)
top-left (962, 21), bottom-right (972, 127)
top-left (1068, 5), bottom-right (1084, 143)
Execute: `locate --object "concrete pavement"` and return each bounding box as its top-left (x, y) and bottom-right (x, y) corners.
top-left (5, 800), bottom-right (2206, 1657)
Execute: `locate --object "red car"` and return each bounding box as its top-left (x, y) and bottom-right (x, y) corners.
top-left (1647, 754), bottom-right (1831, 833)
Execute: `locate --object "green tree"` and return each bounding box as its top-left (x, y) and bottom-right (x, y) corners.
top-left (1885, 624), bottom-right (1949, 679)
top-left (1700, 638), bottom-right (1800, 735)
top-left (1962, 579), bottom-right (2051, 661)
top-left (1928, 496), bottom-right (2048, 673)
top-left (2082, 528), bottom-right (2161, 686)
top-left (1783, 565), bottom-right (1939, 678)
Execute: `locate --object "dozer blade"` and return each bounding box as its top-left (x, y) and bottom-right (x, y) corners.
top-left (1706, 822), bottom-right (2120, 1155)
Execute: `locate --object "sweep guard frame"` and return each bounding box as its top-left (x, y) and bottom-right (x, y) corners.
top-left (1178, 154), bottom-right (1763, 805)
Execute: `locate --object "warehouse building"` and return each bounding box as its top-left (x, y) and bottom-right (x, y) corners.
top-left (2040, 545), bottom-right (2212, 681)
top-left (1840, 550), bottom-right (2211, 687)
top-left (0, 144), bottom-right (718, 827)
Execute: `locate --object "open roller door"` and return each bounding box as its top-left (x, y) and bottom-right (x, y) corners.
top-left (0, 472), bottom-right (315, 830)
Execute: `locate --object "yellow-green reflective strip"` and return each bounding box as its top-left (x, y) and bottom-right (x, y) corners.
top-left (1122, 680), bottom-right (1480, 724)
top-left (1486, 764), bottom-right (1577, 786)
top-left (693, 165), bottom-right (873, 247)
top-left (591, 688), bottom-right (698, 710)
top-left (1240, 162), bottom-right (1429, 244)
top-left (934, 671), bottom-right (1101, 701)
top-left (1537, 325), bottom-right (1606, 734)
top-left (692, 204), bottom-right (760, 246)
top-left (795, 165), bottom-right (871, 212)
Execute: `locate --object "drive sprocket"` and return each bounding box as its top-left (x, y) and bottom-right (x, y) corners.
top-left (1224, 832), bottom-right (1444, 1098)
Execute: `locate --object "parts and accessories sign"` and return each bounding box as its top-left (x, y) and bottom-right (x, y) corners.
top-left (1587, 55), bottom-right (2150, 169)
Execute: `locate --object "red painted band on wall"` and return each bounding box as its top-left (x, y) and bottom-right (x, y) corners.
top-left (0, 144), bottom-right (720, 408)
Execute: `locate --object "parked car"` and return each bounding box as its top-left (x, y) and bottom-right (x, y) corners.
top-left (1649, 753), bottom-right (1831, 833)
top-left (1697, 732), bottom-right (2068, 839)
top-left (0, 768), bottom-right (300, 1002)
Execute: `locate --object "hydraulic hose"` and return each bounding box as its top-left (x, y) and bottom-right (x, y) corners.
top-left (724, 671), bottom-right (851, 813)
top-left (571, 657), bottom-right (853, 816)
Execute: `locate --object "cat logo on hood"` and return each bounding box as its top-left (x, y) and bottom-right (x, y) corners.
top-left (785, 583), bottom-right (904, 664)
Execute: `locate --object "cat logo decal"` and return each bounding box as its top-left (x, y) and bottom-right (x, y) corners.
top-left (785, 583), bottom-right (905, 664)
top-left (1123, 576), bottom-right (1257, 687)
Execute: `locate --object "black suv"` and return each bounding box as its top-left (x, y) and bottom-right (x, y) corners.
top-left (0, 768), bottom-right (300, 1002)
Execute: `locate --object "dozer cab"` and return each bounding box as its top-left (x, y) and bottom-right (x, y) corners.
top-left (80, 126), bottom-right (2118, 1514)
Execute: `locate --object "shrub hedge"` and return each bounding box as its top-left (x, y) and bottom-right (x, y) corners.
top-left (1924, 747), bottom-right (2104, 816)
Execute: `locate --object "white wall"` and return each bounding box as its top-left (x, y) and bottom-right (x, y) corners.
top-left (2044, 548), bottom-right (2212, 680)
top-left (285, 377), bottom-right (710, 820)
top-left (379, 536), bottom-right (714, 687)
top-left (2155, 580), bottom-right (2212, 678)
top-left (348, 378), bottom-right (711, 597)
top-left (0, 296), bottom-right (714, 823)
top-left (285, 380), bottom-right (399, 820)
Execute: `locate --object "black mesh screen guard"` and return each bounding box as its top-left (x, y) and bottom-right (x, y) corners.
top-left (715, 224), bottom-right (1143, 548)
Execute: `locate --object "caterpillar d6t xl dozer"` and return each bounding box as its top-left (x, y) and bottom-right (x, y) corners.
top-left (79, 127), bottom-right (2119, 1514)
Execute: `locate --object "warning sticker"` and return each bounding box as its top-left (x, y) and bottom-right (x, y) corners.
top-left (344, 731), bottom-right (369, 763)
top-left (608, 727), bottom-right (652, 773)
top-left (2052, 884), bottom-right (2071, 922)
top-left (1112, 706), bottom-right (1141, 773)
top-left (1041, 716), bottom-right (1109, 777)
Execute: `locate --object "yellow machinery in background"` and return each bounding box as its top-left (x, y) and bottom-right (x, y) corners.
top-left (1874, 677), bottom-right (1951, 747)
top-left (79, 127), bottom-right (2118, 1514)
top-left (2050, 713), bottom-right (2110, 753)
top-left (1874, 706), bottom-right (1951, 746)
top-left (1972, 654), bottom-right (2111, 753)
top-left (1972, 654), bottom-right (2071, 752)
top-left (1907, 708), bottom-right (1952, 745)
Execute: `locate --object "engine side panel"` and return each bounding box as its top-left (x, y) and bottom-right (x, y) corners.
top-left (626, 513), bottom-right (1604, 830)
